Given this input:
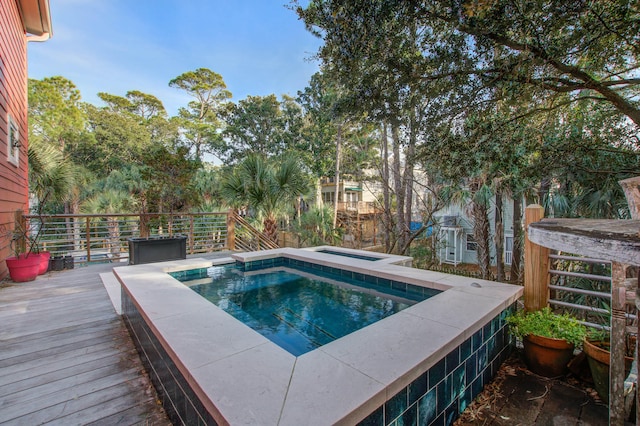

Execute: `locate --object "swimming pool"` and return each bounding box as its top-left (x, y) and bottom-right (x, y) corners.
top-left (317, 248), bottom-right (382, 261)
top-left (117, 248), bottom-right (522, 425)
top-left (175, 264), bottom-right (436, 355)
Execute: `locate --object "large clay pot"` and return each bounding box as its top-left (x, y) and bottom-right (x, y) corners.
top-left (583, 338), bottom-right (634, 404)
top-left (5, 254), bottom-right (41, 282)
top-left (523, 334), bottom-right (575, 377)
top-left (37, 251), bottom-right (51, 275)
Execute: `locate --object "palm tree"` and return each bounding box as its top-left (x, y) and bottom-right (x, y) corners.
top-left (81, 189), bottom-right (138, 259)
top-left (220, 154), bottom-right (309, 244)
top-left (28, 140), bottom-right (76, 210)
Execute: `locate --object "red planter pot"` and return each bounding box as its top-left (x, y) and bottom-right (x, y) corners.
top-left (37, 251), bottom-right (51, 275)
top-left (523, 334), bottom-right (575, 377)
top-left (5, 254), bottom-right (42, 282)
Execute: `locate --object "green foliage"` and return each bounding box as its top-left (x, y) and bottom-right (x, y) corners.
top-left (294, 205), bottom-right (342, 246)
top-left (506, 307), bottom-right (587, 347)
top-left (220, 154), bottom-right (311, 241)
top-left (28, 76), bottom-right (85, 150)
top-left (169, 68), bottom-right (231, 160)
top-left (221, 94), bottom-right (302, 163)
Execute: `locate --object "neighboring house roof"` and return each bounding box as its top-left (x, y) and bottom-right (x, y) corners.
top-left (16, 0), bottom-right (52, 38)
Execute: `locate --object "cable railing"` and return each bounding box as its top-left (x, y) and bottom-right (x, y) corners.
top-left (21, 212), bottom-right (240, 265)
top-left (548, 254), bottom-right (615, 330)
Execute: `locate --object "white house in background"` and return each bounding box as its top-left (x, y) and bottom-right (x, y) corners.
top-left (319, 177), bottom-right (378, 215)
top-left (434, 195), bottom-right (519, 267)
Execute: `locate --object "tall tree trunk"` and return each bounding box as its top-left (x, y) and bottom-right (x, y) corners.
top-left (107, 217), bottom-right (121, 258)
top-left (332, 124), bottom-right (342, 229)
top-left (494, 186), bottom-right (504, 282)
top-left (401, 120), bottom-right (416, 255)
top-left (263, 217), bottom-right (278, 245)
top-left (473, 200), bottom-right (493, 280)
top-left (511, 193), bottom-right (523, 284)
top-left (391, 123), bottom-right (405, 254)
top-left (381, 123), bottom-right (392, 253)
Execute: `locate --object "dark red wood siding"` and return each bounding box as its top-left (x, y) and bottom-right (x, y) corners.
top-left (0, 0), bottom-right (29, 279)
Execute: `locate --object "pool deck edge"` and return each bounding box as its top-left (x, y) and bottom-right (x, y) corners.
top-left (116, 251), bottom-right (523, 425)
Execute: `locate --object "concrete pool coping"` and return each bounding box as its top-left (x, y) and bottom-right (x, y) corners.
top-left (114, 248), bottom-right (523, 425)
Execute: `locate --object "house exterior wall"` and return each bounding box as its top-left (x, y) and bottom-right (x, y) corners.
top-left (0, 0), bottom-right (29, 279)
top-left (435, 195), bottom-right (518, 266)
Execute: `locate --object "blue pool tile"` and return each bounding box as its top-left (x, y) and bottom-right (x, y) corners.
top-left (428, 358), bottom-right (446, 389)
top-left (391, 280), bottom-right (407, 292)
top-left (357, 406), bottom-right (383, 426)
top-left (452, 365), bottom-right (465, 399)
top-left (471, 377), bottom-right (483, 400)
top-left (430, 411), bottom-right (445, 426)
top-left (385, 388), bottom-right (408, 424)
top-left (483, 322), bottom-right (493, 340)
top-left (378, 278), bottom-right (391, 288)
top-left (444, 400), bottom-right (458, 426)
top-left (436, 375), bottom-right (452, 413)
top-left (471, 329), bottom-right (483, 352)
top-left (408, 373), bottom-right (428, 405)
top-left (459, 385), bottom-right (473, 414)
top-left (401, 402), bottom-right (418, 426)
top-left (465, 353), bottom-right (477, 382)
top-left (477, 345), bottom-right (488, 373)
top-left (407, 284), bottom-right (423, 297)
top-left (418, 388), bottom-right (437, 425)
top-left (445, 347), bottom-right (459, 375)
top-left (460, 337), bottom-right (472, 361)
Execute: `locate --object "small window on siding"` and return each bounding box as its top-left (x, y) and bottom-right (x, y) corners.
top-left (466, 233), bottom-right (477, 251)
top-left (7, 116), bottom-right (19, 166)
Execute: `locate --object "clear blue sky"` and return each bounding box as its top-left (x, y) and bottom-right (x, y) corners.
top-left (27, 0), bottom-right (322, 116)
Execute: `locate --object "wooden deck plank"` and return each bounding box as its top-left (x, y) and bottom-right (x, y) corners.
top-left (0, 310), bottom-right (117, 340)
top-left (0, 318), bottom-right (118, 353)
top-left (0, 363), bottom-right (141, 411)
top-left (1, 374), bottom-right (149, 424)
top-left (39, 388), bottom-right (162, 426)
top-left (0, 330), bottom-right (121, 367)
top-left (0, 346), bottom-right (128, 390)
top-left (0, 341), bottom-right (123, 380)
top-left (0, 263), bottom-right (168, 425)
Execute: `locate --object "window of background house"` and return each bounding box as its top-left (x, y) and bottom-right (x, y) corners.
top-left (7, 115), bottom-right (19, 166)
top-left (466, 233), bottom-right (477, 251)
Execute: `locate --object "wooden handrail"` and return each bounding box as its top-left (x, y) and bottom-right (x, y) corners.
top-left (232, 213), bottom-right (279, 250)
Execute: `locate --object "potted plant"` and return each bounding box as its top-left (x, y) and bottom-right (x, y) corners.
top-left (507, 307), bottom-right (587, 377)
top-left (583, 330), bottom-right (635, 403)
top-left (3, 218), bottom-right (43, 282)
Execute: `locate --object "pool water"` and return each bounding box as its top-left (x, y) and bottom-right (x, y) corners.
top-left (179, 265), bottom-right (427, 356)
top-left (316, 249), bottom-right (381, 261)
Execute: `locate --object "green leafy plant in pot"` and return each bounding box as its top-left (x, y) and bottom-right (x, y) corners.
top-left (2, 218), bottom-right (43, 282)
top-left (583, 329), bottom-right (635, 404)
top-left (507, 307), bottom-right (587, 377)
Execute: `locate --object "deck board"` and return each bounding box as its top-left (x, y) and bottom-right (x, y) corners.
top-left (0, 263), bottom-right (169, 425)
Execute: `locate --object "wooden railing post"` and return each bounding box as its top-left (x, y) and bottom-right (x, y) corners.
top-left (226, 211), bottom-right (236, 251)
top-left (524, 204), bottom-right (549, 312)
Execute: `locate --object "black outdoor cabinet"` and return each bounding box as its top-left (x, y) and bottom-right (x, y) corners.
top-left (128, 235), bottom-right (187, 265)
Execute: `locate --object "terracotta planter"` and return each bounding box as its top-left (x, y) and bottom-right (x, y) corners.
top-left (583, 338), bottom-right (633, 404)
top-left (523, 334), bottom-right (575, 377)
top-left (37, 251), bottom-right (51, 275)
top-left (5, 254), bottom-right (42, 282)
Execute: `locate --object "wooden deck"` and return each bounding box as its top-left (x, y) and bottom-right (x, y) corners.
top-left (0, 262), bottom-right (170, 425)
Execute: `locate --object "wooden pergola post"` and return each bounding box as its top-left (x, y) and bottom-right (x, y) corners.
top-left (226, 210), bottom-right (236, 251)
top-left (524, 204), bottom-right (549, 312)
